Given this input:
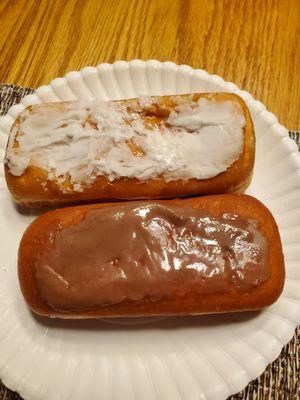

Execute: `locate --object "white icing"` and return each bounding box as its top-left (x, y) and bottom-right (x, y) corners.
top-left (6, 97), bottom-right (246, 191)
top-left (138, 96), bottom-right (154, 108)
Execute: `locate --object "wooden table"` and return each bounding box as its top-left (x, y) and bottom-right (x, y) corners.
top-left (0, 0), bottom-right (299, 129)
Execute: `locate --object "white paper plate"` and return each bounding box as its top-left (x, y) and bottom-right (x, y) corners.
top-left (0, 60), bottom-right (300, 400)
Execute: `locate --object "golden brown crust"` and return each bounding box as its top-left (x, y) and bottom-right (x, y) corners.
top-left (5, 93), bottom-right (255, 207)
top-left (18, 194), bottom-right (284, 318)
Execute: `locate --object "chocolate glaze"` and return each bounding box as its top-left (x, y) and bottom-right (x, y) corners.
top-left (34, 203), bottom-right (269, 312)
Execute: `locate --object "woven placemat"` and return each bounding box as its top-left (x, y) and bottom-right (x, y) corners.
top-left (0, 84), bottom-right (299, 400)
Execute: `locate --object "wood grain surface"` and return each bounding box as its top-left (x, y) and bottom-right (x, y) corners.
top-left (0, 0), bottom-right (299, 129)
